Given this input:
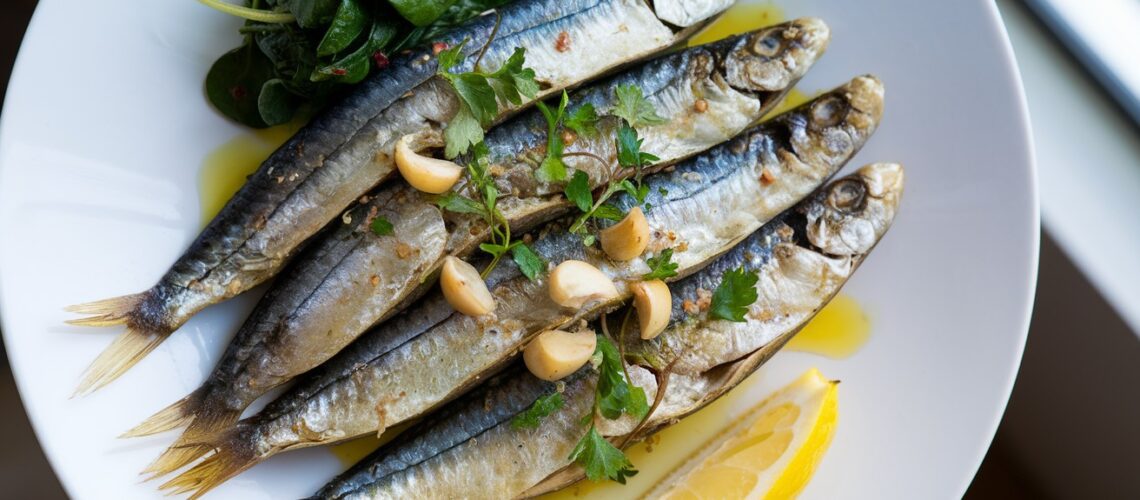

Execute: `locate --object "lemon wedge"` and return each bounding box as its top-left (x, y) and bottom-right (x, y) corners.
top-left (651, 368), bottom-right (839, 500)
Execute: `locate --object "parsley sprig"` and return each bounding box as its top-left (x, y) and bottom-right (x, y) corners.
top-left (559, 84), bottom-right (661, 245)
top-left (534, 91), bottom-right (600, 183)
top-left (568, 335), bottom-right (649, 483)
top-left (708, 266), bottom-right (761, 322)
top-left (437, 41), bottom-right (539, 158)
top-left (511, 391), bottom-right (564, 429)
top-left (436, 143), bottom-right (545, 279)
top-left (642, 248), bottom-right (678, 280)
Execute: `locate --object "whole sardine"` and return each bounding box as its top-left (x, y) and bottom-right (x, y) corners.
top-left (129, 18), bottom-right (833, 476)
top-left (313, 162), bottom-right (904, 500)
top-left (157, 76), bottom-right (883, 497)
top-left (66, 0), bottom-right (729, 395)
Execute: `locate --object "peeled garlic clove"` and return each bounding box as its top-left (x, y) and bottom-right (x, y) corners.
top-left (394, 135), bottom-right (463, 194)
top-left (440, 256), bottom-right (495, 316)
top-left (599, 207), bottom-right (650, 261)
top-left (631, 279), bottom-right (671, 340)
top-left (523, 329), bottom-right (597, 381)
top-left (548, 260), bottom-right (620, 308)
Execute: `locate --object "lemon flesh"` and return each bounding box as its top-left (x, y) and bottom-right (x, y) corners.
top-left (654, 368), bottom-right (839, 500)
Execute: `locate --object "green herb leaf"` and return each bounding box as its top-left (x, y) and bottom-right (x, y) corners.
top-left (312, 21), bottom-right (397, 83)
top-left (564, 170), bottom-right (593, 213)
top-left (534, 91), bottom-right (569, 182)
top-left (570, 425), bottom-right (638, 483)
top-left (593, 204), bottom-right (625, 222)
top-left (445, 72), bottom-right (499, 124)
top-left (487, 47), bottom-right (539, 105)
top-left (511, 243), bottom-right (546, 281)
top-left (565, 103), bottom-right (599, 137)
top-left (613, 84), bottom-right (665, 127)
top-left (511, 391), bottom-right (564, 429)
top-left (316, 0), bottom-right (368, 56)
top-left (389, 0), bottom-right (460, 26)
top-left (257, 78), bottom-right (299, 126)
top-left (616, 124), bottom-right (646, 169)
top-left (443, 106), bottom-right (484, 158)
top-left (436, 192), bottom-right (487, 216)
top-left (643, 248), bottom-right (679, 280)
top-left (479, 242), bottom-right (510, 258)
top-left (370, 215), bottom-right (394, 236)
top-left (594, 336), bottom-right (649, 420)
top-left (289, 0), bottom-right (340, 28)
top-left (206, 42), bottom-right (277, 128)
top-left (436, 39), bottom-right (468, 72)
top-left (709, 266), bottom-right (760, 322)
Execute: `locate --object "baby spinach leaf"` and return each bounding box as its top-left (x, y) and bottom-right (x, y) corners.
top-left (289, 0), bottom-right (340, 28)
top-left (206, 42), bottom-right (277, 128)
top-left (317, 0), bottom-right (368, 56)
top-left (390, 0), bottom-right (460, 26)
top-left (258, 78), bottom-right (299, 126)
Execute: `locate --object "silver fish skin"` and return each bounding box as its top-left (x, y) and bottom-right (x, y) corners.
top-left (128, 18), bottom-right (832, 470)
top-left (157, 75), bottom-right (883, 497)
top-left (66, 0), bottom-right (725, 395)
top-left (320, 162), bottom-right (904, 500)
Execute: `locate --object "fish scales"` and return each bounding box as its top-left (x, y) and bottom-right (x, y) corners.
top-left (67, 0), bottom-right (728, 395)
top-left (130, 18), bottom-right (833, 474)
top-left (156, 74), bottom-right (883, 497)
top-left (318, 162), bottom-right (904, 499)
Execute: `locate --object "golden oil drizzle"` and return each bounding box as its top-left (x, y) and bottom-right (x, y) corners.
top-left (198, 120), bottom-right (301, 227)
top-left (688, 1), bottom-right (785, 46)
top-left (540, 295), bottom-right (868, 498)
top-left (785, 295), bottom-right (871, 359)
top-left (328, 421), bottom-right (416, 466)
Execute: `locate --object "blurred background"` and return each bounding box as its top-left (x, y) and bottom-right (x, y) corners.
top-left (1, 0), bottom-right (1138, 498)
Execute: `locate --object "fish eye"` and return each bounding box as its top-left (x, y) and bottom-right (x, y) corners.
top-left (810, 96), bottom-right (846, 127)
top-left (751, 32), bottom-right (783, 57)
top-left (827, 179), bottom-right (867, 214)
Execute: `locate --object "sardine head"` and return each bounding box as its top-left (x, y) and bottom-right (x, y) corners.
top-left (803, 163), bottom-right (904, 256)
top-left (723, 17), bottom-right (830, 92)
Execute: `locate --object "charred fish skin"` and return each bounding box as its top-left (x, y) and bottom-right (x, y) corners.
top-left (157, 74), bottom-right (884, 496)
top-left (325, 163), bottom-right (904, 500)
top-left (66, 0), bottom-right (728, 396)
top-left (128, 19), bottom-right (832, 460)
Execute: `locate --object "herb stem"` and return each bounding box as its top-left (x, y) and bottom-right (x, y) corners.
top-left (562, 151), bottom-right (610, 167)
top-left (568, 183), bottom-right (623, 234)
top-left (472, 11), bottom-right (502, 72)
top-left (199, 0), bottom-right (295, 23)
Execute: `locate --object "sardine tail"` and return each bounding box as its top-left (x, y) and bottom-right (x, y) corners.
top-left (65, 292), bottom-right (146, 327)
top-left (73, 326), bottom-right (167, 396)
top-left (158, 433), bottom-right (256, 499)
top-left (141, 402), bottom-right (241, 477)
top-left (121, 389), bottom-right (204, 438)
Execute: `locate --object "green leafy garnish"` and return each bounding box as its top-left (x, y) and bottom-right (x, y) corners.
top-left (709, 266), bottom-right (760, 322)
top-left (594, 336), bottom-right (649, 420)
top-left (435, 143), bottom-right (544, 280)
top-left (511, 243), bottom-right (546, 281)
top-left (201, 0), bottom-right (507, 128)
top-left (564, 170), bottom-right (593, 213)
top-left (437, 45), bottom-right (539, 157)
top-left (511, 391), bottom-right (564, 429)
top-left (569, 425), bottom-right (638, 483)
top-left (565, 103), bottom-right (599, 137)
top-left (643, 248), bottom-right (678, 280)
top-left (535, 91), bottom-right (570, 182)
top-left (370, 215), bottom-right (394, 236)
top-left (613, 84), bottom-right (665, 128)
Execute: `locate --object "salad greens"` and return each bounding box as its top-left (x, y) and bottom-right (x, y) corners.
top-left (201, 0), bottom-right (511, 128)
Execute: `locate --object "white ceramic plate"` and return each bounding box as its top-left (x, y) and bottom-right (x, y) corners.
top-left (0, 0), bottom-right (1037, 498)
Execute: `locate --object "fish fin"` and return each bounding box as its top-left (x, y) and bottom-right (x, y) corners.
top-left (121, 388), bottom-right (205, 438)
top-left (141, 402), bottom-right (242, 477)
top-left (158, 430), bottom-right (257, 499)
top-left (73, 326), bottom-right (168, 397)
top-left (65, 293), bottom-right (146, 327)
